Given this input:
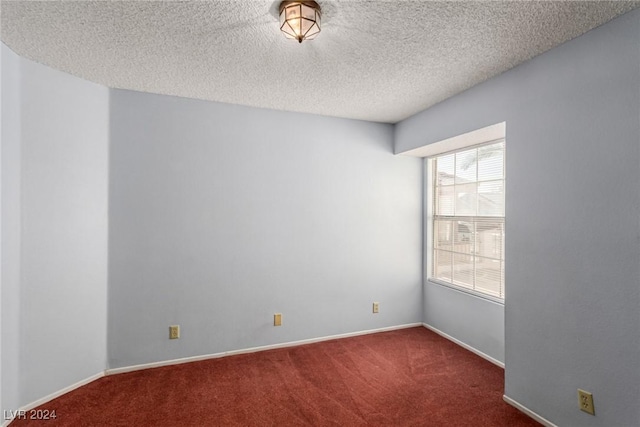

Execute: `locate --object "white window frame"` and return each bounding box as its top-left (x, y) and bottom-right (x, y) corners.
top-left (419, 123), bottom-right (506, 304)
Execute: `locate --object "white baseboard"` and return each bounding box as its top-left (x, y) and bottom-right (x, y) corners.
top-left (2, 371), bottom-right (104, 426)
top-left (503, 395), bottom-right (557, 427)
top-left (106, 322), bottom-right (423, 375)
top-left (421, 322), bottom-right (505, 368)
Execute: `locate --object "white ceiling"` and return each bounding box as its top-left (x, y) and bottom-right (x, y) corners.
top-left (2, 1), bottom-right (638, 123)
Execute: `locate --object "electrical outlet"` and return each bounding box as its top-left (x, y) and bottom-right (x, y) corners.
top-left (274, 313), bottom-right (282, 326)
top-left (578, 389), bottom-right (595, 415)
top-left (373, 302), bottom-right (379, 313)
top-left (169, 325), bottom-right (180, 339)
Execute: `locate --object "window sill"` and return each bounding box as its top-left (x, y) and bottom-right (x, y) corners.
top-left (425, 278), bottom-right (505, 305)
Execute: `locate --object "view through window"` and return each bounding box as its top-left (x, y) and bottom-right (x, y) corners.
top-left (430, 140), bottom-right (505, 300)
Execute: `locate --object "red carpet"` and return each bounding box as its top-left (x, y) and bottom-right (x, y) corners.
top-left (12, 327), bottom-right (539, 426)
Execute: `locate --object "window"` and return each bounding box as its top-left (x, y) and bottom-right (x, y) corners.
top-left (428, 140), bottom-right (505, 300)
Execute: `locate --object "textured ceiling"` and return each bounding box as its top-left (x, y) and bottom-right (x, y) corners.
top-left (2, 1), bottom-right (639, 123)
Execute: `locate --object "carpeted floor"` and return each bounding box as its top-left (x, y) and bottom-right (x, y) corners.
top-left (11, 327), bottom-right (540, 426)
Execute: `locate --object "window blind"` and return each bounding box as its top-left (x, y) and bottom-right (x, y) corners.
top-left (431, 140), bottom-right (505, 299)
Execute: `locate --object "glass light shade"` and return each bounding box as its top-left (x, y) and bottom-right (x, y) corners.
top-left (279, 1), bottom-right (321, 43)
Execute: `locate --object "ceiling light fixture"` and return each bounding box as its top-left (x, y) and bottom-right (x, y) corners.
top-left (279, 1), bottom-right (321, 43)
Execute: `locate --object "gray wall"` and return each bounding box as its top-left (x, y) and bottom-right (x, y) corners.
top-left (1, 44), bottom-right (109, 410)
top-left (1, 43), bottom-right (22, 417)
top-left (0, 33), bottom-right (3, 418)
top-left (423, 283), bottom-right (504, 363)
top-left (108, 89), bottom-right (422, 368)
top-left (396, 9), bottom-right (640, 427)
